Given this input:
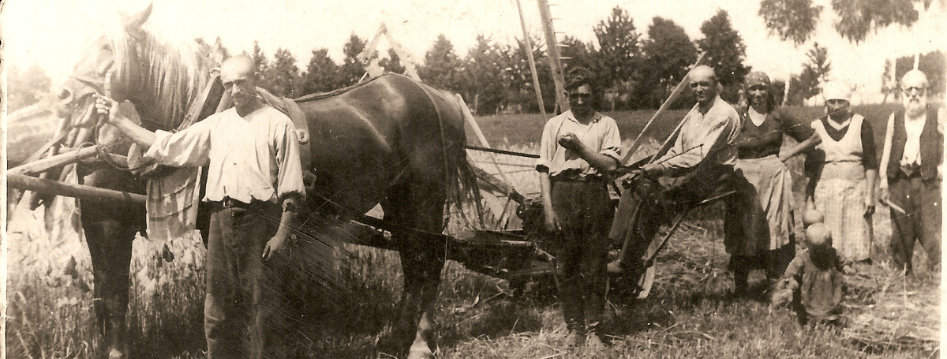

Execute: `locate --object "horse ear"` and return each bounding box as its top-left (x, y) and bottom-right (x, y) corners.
top-left (210, 37), bottom-right (226, 69)
top-left (125, 3), bottom-right (153, 30)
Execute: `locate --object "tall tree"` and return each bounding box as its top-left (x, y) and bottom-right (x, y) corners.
top-left (339, 34), bottom-right (368, 86)
top-left (419, 34), bottom-right (465, 93)
top-left (462, 34), bottom-right (505, 115)
top-left (559, 35), bottom-right (595, 71)
top-left (251, 41), bottom-right (270, 84)
top-left (302, 48), bottom-right (340, 93)
top-left (638, 17), bottom-right (698, 108)
top-left (560, 35), bottom-right (613, 109)
top-left (264, 48), bottom-right (301, 97)
top-left (5, 62), bottom-right (52, 112)
top-left (592, 6), bottom-right (641, 88)
top-left (787, 42), bottom-right (831, 105)
top-left (760, 0), bottom-right (930, 44)
top-left (500, 37), bottom-right (555, 113)
top-left (590, 6), bottom-right (641, 110)
top-left (697, 9), bottom-right (751, 103)
top-left (378, 48), bottom-right (407, 76)
top-left (758, 0), bottom-right (823, 45)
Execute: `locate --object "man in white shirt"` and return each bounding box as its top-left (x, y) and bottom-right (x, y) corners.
top-left (536, 66), bottom-right (621, 349)
top-left (878, 69), bottom-right (943, 273)
top-left (607, 65), bottom-right (741, 276)
top-left (96, 55), bottom-right (305, 358)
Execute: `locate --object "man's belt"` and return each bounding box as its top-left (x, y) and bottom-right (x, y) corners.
top-left (218, 197), bottom-right (250, 209)
top-left (551, 173), bottom-right (605, 183)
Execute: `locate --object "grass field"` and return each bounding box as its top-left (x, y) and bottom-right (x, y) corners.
top-left (6, 104), bottom-right (940, 358)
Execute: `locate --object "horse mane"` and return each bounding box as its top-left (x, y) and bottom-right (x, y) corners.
top-left (105, 22), bottom-right (211, 130)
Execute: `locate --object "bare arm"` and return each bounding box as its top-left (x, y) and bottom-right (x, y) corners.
top-left (538, 167), bottom-right (560, 232)
top-left (263, 195), bottom-right (300, 260)
top-left (558, 134), bottom-right (620, 172)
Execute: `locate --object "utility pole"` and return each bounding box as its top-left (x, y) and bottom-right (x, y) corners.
top-left (536, 0), bottom-right (568, 114)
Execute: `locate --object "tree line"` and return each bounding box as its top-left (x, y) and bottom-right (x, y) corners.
top-left (5, 2), bottom-right (944, 115)
top-left (252, 7), bottom-right (754, 114)
top-left (247, 5), bottom-right (943, 116)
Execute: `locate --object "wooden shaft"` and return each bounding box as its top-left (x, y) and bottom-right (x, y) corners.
top-left (9, 146), bottom-right (128, 176)
top-left (621, 52), bottom-right (707, 165)
top-left (466, 145), bottom-right (539, 159)
top-left (536, 0), bottom-right (568, 113)
top-left (8, 174), bottom-right (145, 204)
top-left (515, 0), bottom-right (547, 120)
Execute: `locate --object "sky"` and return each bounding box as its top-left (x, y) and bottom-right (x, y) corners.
top-left (2, 0), bottom-right (945, 95)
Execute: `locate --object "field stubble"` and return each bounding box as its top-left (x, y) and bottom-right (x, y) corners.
top-left (6, 105), bottom-right (939, 358)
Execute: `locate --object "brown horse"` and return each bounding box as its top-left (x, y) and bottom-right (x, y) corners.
top-left (48, 4), bottom-right (474, 359)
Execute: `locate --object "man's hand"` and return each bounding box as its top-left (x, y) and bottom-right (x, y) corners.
top-left (878, 187), bottom-right (890, 204)
top-left (640, 163), bottom-right (662, 177)
top-left (558, 133), bottom-right (583, 151)
top-left (544, 211), bottom-right (562, 233)
top-left (262, 232), bottom-right (291, 261)
top-left (94, 94), bottom-right (122, 124)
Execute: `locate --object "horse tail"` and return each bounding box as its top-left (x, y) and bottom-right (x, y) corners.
top-left (410, 79), bottom-right (483, 228)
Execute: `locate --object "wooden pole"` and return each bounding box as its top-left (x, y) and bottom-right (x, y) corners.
top-left (620, 53), bottom-right (707, 165)
top-left (536, 0), bottom-right (568, 113)
top-left (9, 145), bottom-right (128, 176)
top-left (515, 0), bottom-right (547, 120)
top-left (8, 174), bottom-right (146, 204)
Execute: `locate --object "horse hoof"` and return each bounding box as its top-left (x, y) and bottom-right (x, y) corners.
top-left (108, 348), bottom-right (125, 359)
top-left (406, 343), bottom-right (434, 359)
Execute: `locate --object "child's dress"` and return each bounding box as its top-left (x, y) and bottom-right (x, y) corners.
top-left (778, 247), bottom-right (844, 324)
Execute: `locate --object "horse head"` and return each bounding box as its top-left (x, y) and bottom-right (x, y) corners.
top-left (51, 3), bottom-right (218, 138)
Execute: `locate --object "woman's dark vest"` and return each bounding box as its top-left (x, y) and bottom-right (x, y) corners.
top-left (886, 106), bottom-right (943, 182)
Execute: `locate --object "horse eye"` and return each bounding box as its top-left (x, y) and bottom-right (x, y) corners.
top-left (58, 88), bottom-right (72, 100)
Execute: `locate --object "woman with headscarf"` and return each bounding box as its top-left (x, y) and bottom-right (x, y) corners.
top-left (726, 71), bottom-right (814, 296)
top-left (805, 80), bottom-right (878, 266)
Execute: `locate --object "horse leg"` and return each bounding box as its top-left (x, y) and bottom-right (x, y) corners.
top-left (383, 180), bottom-right (446, 359)
top-left (84, 219), bottom-right (136, 359)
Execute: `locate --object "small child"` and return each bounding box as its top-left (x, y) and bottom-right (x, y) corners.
top-left (771, 218), bottom-right (845, 326)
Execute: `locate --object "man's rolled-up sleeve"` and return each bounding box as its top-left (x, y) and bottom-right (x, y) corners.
top-left (275, 120), bottom-right (306, 200)
top-left (536, 119), bottom-right (557, 171)
top-left (600, 118), bottom-right (622, 162)
top-left (657, 113), bottom-right (736, 177)
top-left (144, 120), bottom-right (213, 167)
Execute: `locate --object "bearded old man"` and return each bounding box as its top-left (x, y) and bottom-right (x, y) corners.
top-left (878, 69), bottom-right (944, 274)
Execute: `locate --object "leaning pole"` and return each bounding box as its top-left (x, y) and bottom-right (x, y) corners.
top-left (536, 0), bottom-right (568, 113)
top-left (514, 0), bottom-right (547, 120)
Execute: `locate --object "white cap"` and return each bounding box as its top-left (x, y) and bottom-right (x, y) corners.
top-left (822, 81), bottom-right (852, 102)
